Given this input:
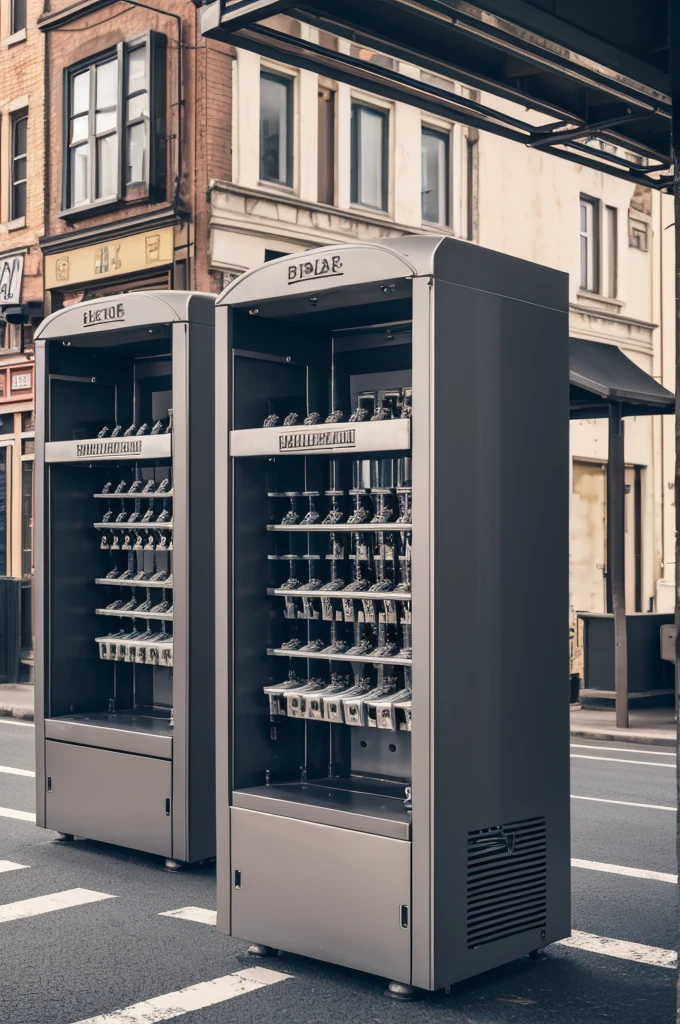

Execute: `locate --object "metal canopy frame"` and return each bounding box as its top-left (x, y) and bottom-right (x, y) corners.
top-left (201, 0), bottom-right (673, 190)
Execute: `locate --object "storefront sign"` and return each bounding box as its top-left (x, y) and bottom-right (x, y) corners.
top-left (11, 372), bottom-right (31, 391)
top-left (44, 227), bottom-right (174, 290)
top-left (0, 362), bottom-right (34, 405)
top-left (0, 255), bottom-right (24, 305)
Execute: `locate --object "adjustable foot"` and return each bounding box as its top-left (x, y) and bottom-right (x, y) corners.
top-left (56, 833), bottom-right (74, 842)
top-left (247, 944), bottom-right (277, 957)
top-left (165, 858), bottom-right (184, 871)
top-left (386, 981), bottom-right (415, 1000)
top-left (529, 948), bottom-right (548, 961)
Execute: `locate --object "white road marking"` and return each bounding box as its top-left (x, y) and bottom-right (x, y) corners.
top-left (0, 888), bottom-right (116, 925)
top-left (0, 861), bottom-right (29, 874)
top-left (571, 794), bottom-right (676, 812)
top-left (70, 966), bottom-right (292, 1024)
top-left (0, 718), bottom-right (33, 728)
top-left (0, 765), bottom-right (34, 777)
top-left (558, 930), bottom-right (676, 970)
top-left (571, 743), bottom-right (675, 758)
top-left (571, 754), bottom-right (674, 768)
top-left (159, 907), bottom-right (217, 926)
top-left (0, 806), bottom-right (35, 822)
top-left (572, 858), bottom-right (677, 884)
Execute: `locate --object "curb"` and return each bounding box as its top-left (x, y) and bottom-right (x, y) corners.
top-left (570, 727), bottom-right (676, 748)
top-left (0, 706), bottom-right (34, 722)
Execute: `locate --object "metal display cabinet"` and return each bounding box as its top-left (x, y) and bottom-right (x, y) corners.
top-left (34, 292), bottom-right (216, 868)
top-left (214, 237), bottom-right (571, 994)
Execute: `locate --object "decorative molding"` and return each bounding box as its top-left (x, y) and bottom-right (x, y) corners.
top-left (40, 207), bottom-right (179, 255)
top-left (569, 302), bottom-right (657, 356)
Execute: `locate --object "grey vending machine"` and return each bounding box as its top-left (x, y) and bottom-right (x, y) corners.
top-left (214, 237), bottom-right (571, 994)
top-left (34, 292), bottom-right (215, 868)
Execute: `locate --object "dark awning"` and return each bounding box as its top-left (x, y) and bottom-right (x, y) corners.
top-left (569, 337), bottom-right (674, 419)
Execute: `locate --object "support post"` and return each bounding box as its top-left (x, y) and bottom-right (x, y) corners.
top-left (607, 402), bottom-right (628, 728)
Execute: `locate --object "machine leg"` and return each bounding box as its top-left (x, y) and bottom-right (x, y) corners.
top-left (386, 981), bottom-right (415, 1000)
top-left (56, 833), bottom-right (74, 842)
top-left (165, 858), bottom-right (184, 871)
top-left (247, 944), bottom-right (278, 957)
top-left (529, 948), bottom-right (548, 961)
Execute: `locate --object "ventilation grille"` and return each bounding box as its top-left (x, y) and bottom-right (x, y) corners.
top-left (467, 816), bottom-right (546, 950)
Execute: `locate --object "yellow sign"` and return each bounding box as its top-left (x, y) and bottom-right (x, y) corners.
top-left (45, 226), bottom-right (174, 290)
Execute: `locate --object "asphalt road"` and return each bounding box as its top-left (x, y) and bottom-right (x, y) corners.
top-left (0, 721), bottom-right (676, 1024)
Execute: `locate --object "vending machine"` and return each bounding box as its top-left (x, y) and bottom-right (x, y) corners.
top-left (213, 237), bottom-right (571, 993)
top-left (34, 292), bottom-right (215, 868)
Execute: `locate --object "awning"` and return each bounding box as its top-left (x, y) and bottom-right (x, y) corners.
top-left (569, 337), bottom-right (674, 419)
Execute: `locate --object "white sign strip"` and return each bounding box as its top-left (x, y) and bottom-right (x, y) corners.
top-left (558, 930), bottom-right (676, 970)
top-left (571, 743), bottom-right (676, 758)
top-left (0, 861), bottom-right (29, 874)
top-left (0, 806), bottom-right (35, 822)
top-left (0, 765), bottom-right (35, 777)
top-left (159, 907), bottom-right (216, 926)
top-left (571, 754), bottom-right (674, 768)
top-left (572, 858), bottom-right (677, 884)
top-left (71, 966), bottom-right (292, 1024)
top-left (571, 794), bottom-right (675, 812)
top-left (0, 888), bottom-right (116, 925)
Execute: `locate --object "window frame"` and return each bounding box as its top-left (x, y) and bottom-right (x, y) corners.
top-left (259, 69), bottom-right (295, 188)
top-left (61, 32), bottom-right (166, 219)
top-left (579, 195), bottom-right (600, 293)
top-left (350, 101), bottom-right (389, 212)
top-left (421, 124), bottom-right (450, 227)
top-left (10, 0), bottom-right (26, 35)
top-left (10, 112), bottom-right (28, 222)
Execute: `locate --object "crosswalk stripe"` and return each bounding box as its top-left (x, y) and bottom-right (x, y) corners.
top-left (558, 930), bottom-right (676, 969)
top-left (0, 861), bottom-right (28, 874)
top-left (0, 888), bottom-right (116, 924)
top-left (571, 754), bottom-right (674, 768)
top-left (70, 966), bottom-right (292, 1023)
top-left (159, 907), bottom-right (216, 926)
top-left (571, 794), bottom-right (676, 812)
top-left (0, 806), bottom-right (35, 822)
top-left (0, 765), bottom-right (35, 777)
top-left (571, 743), bottom-right (676, 758)
top-left (572, 858), bottom-right (676, 884)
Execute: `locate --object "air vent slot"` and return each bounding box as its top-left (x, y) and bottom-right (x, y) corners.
top-left (467, 816), bottom-right (546, 949)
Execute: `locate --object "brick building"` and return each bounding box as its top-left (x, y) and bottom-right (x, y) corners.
top-left (0, 0), bottom-right (42, 597)
top-left (39, 0), bottom-right (233, 309)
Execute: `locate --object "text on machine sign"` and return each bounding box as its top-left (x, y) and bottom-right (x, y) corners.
top-left (77, 440), bottom-right (142, 457)
top-left (279, 429), bottom-right (356, 451)
top-left (288, 256), bottom-right (343, 285)
top-left (82, 302), bottom-right (125, 328)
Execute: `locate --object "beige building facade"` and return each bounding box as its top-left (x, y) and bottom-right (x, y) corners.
top-left (206, 23), bottom-right (676, 680)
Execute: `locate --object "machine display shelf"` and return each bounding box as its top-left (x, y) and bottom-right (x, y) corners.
top-left (45, 434), bottom-right (172, 463)
top-left (45, 709), bottom-right (173, 760)
top-left (96, 608), bottom-right (173, 622)
top-left (232, 777), bottom-right (411, 841)
top-left (268, 647), bottom-right (412, 667)
top-left (268, 587), bottom-right (411, 601)
top-left (267, 523), bottom-right (412, 533)
top-left (230, 417), bottom-right (410, 458)
top-left (95, 577), bottom-right (173, 589)
top-left (93, 521), bottom-right (173, 530)
top-left (93, 491), bottom-right (174, 499)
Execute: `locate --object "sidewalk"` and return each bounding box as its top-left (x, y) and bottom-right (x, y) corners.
top-left (570, 704), bottom-right (676, 747)
top-left (0, 684), bottom-right (35, 721)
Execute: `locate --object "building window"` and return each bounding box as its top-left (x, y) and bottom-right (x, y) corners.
top-left (604, 205), bottom-right (617, 298)
top-left (579, 196), bottom-right (599, 292)
top-left (317, 86), bottom-right (335, 206)
top-left (11, 113), bottom-right (28, 220)
top-left (11, 0), bottom-right (26, 33)
top-left (260, 71), bottom-right (293, 186)
top-left (63, 34), bottom-right (166, 214)
top-left (350, 103), bottom-right (388, 211)
top-left (21, 458), bottom-right (33, 577)
top-left (421, 126), bottom-right (449, 226)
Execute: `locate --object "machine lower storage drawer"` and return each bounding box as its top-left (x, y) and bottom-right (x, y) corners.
top-left (45, 741), bottom-right (172, 857)
top-left (230, 807), bottom-right (411, 983)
